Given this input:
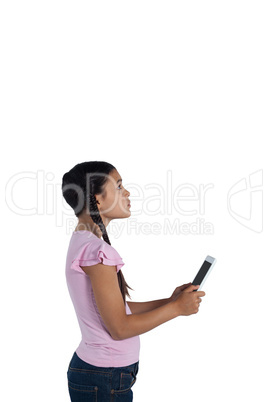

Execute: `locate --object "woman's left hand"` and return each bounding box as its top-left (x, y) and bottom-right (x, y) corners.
top-left (170, 282), bottom-right (192, 302)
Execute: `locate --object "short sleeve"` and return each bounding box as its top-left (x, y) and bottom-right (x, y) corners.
top-left (70, 240), bottom-right (125, 274)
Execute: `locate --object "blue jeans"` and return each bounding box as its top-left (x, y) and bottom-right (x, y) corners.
top-left (67, 352), bottom-right (139, 401)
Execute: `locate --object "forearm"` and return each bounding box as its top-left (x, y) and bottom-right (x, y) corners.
top-left (118, 300), bottom-right (178, 340)
top-left (127, 298), bottom-right (171, 314)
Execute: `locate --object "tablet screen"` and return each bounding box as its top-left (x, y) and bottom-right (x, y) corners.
top-left (192, 260), bottom-right (212, 286)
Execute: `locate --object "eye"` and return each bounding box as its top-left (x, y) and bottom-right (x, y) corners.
top-left (118, 184), bottom-right (123, 190)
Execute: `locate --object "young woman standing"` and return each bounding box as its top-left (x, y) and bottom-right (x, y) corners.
top-left (62, 161), bottom-right (205, 401)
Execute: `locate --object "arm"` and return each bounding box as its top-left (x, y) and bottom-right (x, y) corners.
top-left (81, 263), bottom-right (178, 340)
top-left (127, 298), bottom-right (171, 314)
top-left (126, 282), bottom-right (193, 314)
top-left (81, 263), bottom-right (204, 341)
top-left (122, 301), bottom-right (178, 339)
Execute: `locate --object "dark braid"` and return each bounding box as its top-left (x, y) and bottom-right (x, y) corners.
top-left (89, 194), bottom-right (133, 304)
top-left (89, 194), bottom-right (108, 241)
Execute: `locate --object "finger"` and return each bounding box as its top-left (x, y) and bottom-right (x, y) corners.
top-left (184, 285), bottom-right (199, 293)
top-left (195, 291), bottom-right (206, 297)
top-left (180, 283), bottom-right (192, 290)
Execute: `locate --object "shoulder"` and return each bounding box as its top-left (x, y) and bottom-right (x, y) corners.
top-left (70, 234), bottom-right (125, 274)
top-left (91, 239), bottom-right (125, 273)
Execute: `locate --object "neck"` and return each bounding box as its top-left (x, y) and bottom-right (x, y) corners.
top-left (75, 210), bottom-right (111, 238)
top-left (75, 220), bottom-right (103, 238)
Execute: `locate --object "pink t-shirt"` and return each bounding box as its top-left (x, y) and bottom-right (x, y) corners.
top-left (65, 230), bottom-right (140, 367)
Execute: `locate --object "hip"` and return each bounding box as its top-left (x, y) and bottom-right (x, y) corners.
top-left (67, 351), bottom-right (139, 402)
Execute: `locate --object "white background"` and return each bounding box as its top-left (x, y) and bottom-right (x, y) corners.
top-left (1, 1), bottom-right (267, 401)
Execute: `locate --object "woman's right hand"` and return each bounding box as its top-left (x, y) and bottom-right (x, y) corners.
top-left (174, 284), bottom-right (206, 316)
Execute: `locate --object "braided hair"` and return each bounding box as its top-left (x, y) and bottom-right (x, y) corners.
top-left (62, 161), bottom-right (133, 304)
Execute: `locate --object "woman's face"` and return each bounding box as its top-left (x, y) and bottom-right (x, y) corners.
top-left (97, 169), bottom-right (131, 220)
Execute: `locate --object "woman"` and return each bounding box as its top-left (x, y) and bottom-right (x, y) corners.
top-left (62, 161), bottom-right (205, 401)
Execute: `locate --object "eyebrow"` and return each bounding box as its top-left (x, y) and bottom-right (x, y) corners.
top-left (117, 179), bottom-right (122, 183)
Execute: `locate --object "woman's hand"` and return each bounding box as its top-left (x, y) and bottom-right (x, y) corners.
top-left (174, 284), bottom-right (206, 316)
top-left (170, 282), bottom-right (192, 302)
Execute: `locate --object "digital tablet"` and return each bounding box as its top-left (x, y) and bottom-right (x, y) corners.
top-left (192, 255), bottom-right (217, 291)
